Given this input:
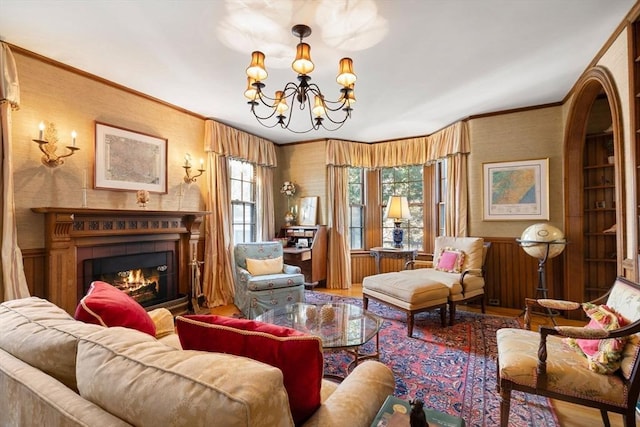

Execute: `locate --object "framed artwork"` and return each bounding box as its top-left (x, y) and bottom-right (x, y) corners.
top-left (482, 158), bottom-right (549, 221)
top-left (95, 122), bottom-right (167, 193)
top-left (298, 196), bottom-right (318, 226)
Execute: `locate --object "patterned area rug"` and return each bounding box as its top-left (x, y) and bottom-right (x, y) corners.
top-left (305, 291), bottom-right (559, 427)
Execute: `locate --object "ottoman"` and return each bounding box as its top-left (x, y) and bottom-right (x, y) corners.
top-left (362, 269), bottom-right (450, 337)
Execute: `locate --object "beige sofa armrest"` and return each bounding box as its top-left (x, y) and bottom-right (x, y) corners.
top-left (302, 361), bottom-right (395, 427)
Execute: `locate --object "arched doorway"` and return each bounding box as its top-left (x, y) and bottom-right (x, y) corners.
top-left (564, 66), bottom-right (625, 313)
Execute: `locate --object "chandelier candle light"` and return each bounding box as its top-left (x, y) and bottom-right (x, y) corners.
top-left (244, 24), bottom-right (357, 133)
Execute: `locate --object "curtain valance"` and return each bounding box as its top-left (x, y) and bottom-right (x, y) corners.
top-left (326, 121), bottom-right (469, 167)
top-left (204, 119), bottom-right (277, 167)
top-left (0, 43), bottom-right (20, 109)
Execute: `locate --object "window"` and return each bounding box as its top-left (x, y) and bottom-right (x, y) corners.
top-left (381, 166), bottom-right (423, 251)
top-left (229, 159), bottom-right (256, 243)
top-left (348, 167), bottom-right (365, 249)
top-left (436, 160), bottom-right (447, 236)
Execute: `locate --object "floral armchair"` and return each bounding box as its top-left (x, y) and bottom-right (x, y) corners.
top-left (497, 276), bottom-right (640, 427)
top-left (234, 242), bottom-right (305, 319)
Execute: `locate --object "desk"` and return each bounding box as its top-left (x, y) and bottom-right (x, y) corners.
top-left (369, 247), bottom-right (417, 274)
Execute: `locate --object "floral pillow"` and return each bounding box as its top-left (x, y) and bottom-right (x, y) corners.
top-left (566, 303), bottom-right (629, 374)
top-left (434, 248), bottom-right (465, 273)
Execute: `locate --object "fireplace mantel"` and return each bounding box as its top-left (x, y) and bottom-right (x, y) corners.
top-left (32, 207), bottom-right (210, 315)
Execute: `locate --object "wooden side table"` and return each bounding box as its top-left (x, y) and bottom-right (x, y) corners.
top-left (369, 247), bottom-right (417, 274)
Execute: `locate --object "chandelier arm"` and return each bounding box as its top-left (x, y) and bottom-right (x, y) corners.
top-left (249, 102), bottom-right (281, 121)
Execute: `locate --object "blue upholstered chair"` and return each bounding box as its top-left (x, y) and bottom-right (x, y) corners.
top-left (233, 242), bottom-right (305, 318)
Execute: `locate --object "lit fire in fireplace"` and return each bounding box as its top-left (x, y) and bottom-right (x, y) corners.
top-left (108, 269), bottom-right (160, 303)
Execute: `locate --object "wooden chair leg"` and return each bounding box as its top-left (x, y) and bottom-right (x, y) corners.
top-left (363, 295), bottom-right (369, 309)
top-left (600, 409), bottom-right (611, 427)
top-left (407, 313), bottom-right (414, 337)
top-left (499, 386), bottom-right (511, 427)
top-left (439, 306), bottom-right (446, 327)
top-left (480, 296), bottom-right (486, 314)
top-left (622, 409), bottom-right (637, 427)
top-left (449, 302), bottom-right (456, 326)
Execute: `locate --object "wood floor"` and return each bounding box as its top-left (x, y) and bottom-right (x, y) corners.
top-left (211, 284), bottom-right (633, 427)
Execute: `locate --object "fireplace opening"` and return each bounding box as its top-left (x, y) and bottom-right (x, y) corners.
top-left (83, 251), bottom-right (177, 308)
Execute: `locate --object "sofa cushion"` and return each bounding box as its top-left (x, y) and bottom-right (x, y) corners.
top-left (147, 308), bottom-right (175, 339)
top-left (0, 297), bottom-right (104, 391)
top-left (176, 314), bottom-right (323, 426)
top-left (76, 326), bottom-right (294, 427)
top-left (74, 281), bottom-right (156, 336)
top-left (246, 256), bottom-right (283, 275)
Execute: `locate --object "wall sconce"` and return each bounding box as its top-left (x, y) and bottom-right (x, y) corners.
top-left (183, 153), bottom-right (205, 183)
top-left (33, 122), bottom-right (79, 167)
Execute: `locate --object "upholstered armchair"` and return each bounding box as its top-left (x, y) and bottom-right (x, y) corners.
top-left (405, 236), bottom-right (490, 325)
top-left (234, 242), bottom-right (305, 319)
top-left (497, 276), bottom-right (640, 427)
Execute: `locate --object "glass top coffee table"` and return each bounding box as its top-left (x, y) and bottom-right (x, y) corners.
top-left (256, 302), bottom-right (382, 377)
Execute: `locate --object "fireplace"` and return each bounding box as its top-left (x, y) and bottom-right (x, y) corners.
top-left (83, 250), bottom-right (177, 308)
top-left (32, 207), bottom-right (207, 315)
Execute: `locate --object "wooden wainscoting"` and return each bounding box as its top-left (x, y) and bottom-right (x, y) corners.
top-left (22, 248), bottom-right (46, 298)
top-left (350, 237), bottom-right (564, 310)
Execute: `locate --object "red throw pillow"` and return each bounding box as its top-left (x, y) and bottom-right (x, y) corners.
top-left (176, 314), bottom-right (323, 426)
top-left (74, 281), bottom-right (156, 337)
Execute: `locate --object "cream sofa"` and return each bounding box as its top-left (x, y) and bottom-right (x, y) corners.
top-left (0, 297), bottom-right (395, 427)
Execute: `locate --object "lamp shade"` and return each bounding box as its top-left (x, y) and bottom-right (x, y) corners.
top-left (336, 58), bottom-right (356, 87)
top-left (246, 51), bottom-right (267, 81)
top-left (292, 42), bottom-right (314, 75)
top-left (384, 196), bottom-right (411, 221)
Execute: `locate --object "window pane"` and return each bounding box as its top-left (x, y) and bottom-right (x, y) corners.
top-left (381, 165), bottom-right (423, 251)
top-left (229, 159), bottom-right (256, 243)
top-left (348, 167), bottom-right (364, 250)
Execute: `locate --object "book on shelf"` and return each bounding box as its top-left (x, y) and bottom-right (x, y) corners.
top-left (370, 395), bottom-right (465, 427)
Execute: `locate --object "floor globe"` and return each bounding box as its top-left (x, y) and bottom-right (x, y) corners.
top-left (519, 223), bottom-right (566, 260)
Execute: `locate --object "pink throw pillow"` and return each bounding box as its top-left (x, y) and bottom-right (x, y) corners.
top-left (435, 248), bottom-right (465, 273)
top-left (74, 281), bottom-right (156, 336)
top-left (176, 314), bottom-right (323, 426)
top-left (566, 303), bottom-right (629, 374)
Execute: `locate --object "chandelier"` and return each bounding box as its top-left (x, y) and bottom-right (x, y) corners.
top-left (244, 24), bottom-right (357, 133)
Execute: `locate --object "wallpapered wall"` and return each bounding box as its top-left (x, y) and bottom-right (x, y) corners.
top-left (10, 51), bottom-right (207, 249)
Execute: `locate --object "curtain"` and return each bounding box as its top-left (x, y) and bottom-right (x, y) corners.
top-left (325, 121), bottom-right (470, 286)
top-left (201, 151), bottom-right (235, 307)
top-left (257, 165), bottom-right (275, 241)
top-left (326, 165), bottom-right (351, 289)
top-left (445, 154), bottom-right (468, 237)
top-left (0, 42), bottom-right (29, 302)
top-left (201, 119), bottom-right (277, 306)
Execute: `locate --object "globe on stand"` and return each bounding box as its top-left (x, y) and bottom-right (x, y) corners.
top-left (516, 223), bottom-right (567, 325)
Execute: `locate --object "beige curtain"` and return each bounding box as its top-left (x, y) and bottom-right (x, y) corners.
top-left (257, 166), bottom-right (275, 240)
top-left (326, 121), bottom-right (470, 286)
top-left (0, 42), bottom-right (29, 302)
top-left (326, 165), bottom-right (352, 289)
top-left (202, 120), bottom-right (277, 306)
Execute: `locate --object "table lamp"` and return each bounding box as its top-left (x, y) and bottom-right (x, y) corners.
top-left (385, 195), bottom-right (411, 248)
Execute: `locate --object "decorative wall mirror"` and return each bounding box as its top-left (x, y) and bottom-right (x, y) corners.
top-left (299, 196), bottom-right (318, 225)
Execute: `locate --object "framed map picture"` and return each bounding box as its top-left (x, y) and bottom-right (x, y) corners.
top-left (482, 158), bottom-right (549, 221)
top-left (95, 122), bottom-right (167, 193)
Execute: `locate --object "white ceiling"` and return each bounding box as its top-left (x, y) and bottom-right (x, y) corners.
top-left (0, 0), bottom-right (635, 144)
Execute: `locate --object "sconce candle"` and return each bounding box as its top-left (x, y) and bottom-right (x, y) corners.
top-left (38, 122), bottom-right (45, 140)
top-left (71, 130), bottom-right (77, 147)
